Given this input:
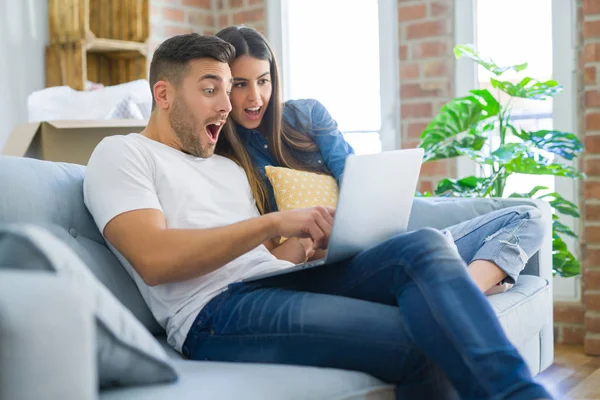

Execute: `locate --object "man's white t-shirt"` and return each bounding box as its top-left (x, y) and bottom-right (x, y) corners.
top-left (83, 133), bottom-right (293, 352)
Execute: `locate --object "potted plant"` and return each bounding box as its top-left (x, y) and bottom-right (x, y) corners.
top-left (417, 45), bottom-right (584, 277)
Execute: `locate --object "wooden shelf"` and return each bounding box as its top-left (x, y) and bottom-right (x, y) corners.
top-left (85, 33), bottom-right (147, 56)
top-left (48, 0), bottom-right (149, 45)
top-left (45, 0), bottom-right (149, 91)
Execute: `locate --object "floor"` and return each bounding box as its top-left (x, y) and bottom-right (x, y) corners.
top-left (536, 344), bottom-right (600, 399)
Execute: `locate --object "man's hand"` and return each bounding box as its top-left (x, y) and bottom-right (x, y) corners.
top-left (271, 207), bottom-right (335, 250)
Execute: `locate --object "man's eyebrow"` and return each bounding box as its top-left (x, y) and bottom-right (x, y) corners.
top-left (233, 72), bottom-right (270, 82)
top-left (199, 74), bottom-right (233, 83)
top-left (199, 74), bottom-right (221, 82)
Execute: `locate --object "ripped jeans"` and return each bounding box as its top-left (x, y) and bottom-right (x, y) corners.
top-left (182, 205), bottom-right (550, 399)
top-left (444, 205), bottom-right (544, 288)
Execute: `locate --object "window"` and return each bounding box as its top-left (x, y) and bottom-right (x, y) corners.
top-left (455, 0), bottom-right (579, 300)
top-left (476, 0), bottom-right (555, 196)
top-left (267, 0), bottom-right (399, 154)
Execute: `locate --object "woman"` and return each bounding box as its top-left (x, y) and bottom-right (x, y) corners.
top-left (215, 25), bottom-right (544, 296)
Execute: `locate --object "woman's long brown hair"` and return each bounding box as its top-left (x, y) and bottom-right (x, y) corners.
top-left (216, 26), bottom-right (324, 214)
top-left (215, 123), bottom-right (269, 214)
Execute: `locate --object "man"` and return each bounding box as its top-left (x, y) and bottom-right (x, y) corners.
top-left (84, 33), bottom-right (552, 399)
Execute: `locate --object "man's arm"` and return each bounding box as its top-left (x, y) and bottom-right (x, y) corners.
top-left (104, 206), bottom-right (334, 286)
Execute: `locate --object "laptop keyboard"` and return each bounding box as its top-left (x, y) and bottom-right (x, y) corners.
top-left (296, 258), bottom-right (325, 268)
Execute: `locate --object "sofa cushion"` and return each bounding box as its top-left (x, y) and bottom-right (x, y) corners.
top-left (0, 155), bottom-right (162, 334)
top-left (101, 340), bottom-right (395, 400)
top-left (487, 275), bottom-right (550, 348)
top-left (0, 223), bottom-right (178, 389)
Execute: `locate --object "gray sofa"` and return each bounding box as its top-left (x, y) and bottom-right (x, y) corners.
top-left (0, 155), bottom-right (553, 400)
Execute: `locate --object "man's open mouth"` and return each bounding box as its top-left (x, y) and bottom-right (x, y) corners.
top-left (205, 121), bottom-right (222, 143)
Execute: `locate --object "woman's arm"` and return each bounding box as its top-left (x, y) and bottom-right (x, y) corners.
top-left (305, 99), bottom-right (355, 183)
top-left (267, 237), bottom-right (314, 264)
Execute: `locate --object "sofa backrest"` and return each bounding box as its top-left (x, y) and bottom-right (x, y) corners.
top-left (0, 156), bottom-right (163, 335)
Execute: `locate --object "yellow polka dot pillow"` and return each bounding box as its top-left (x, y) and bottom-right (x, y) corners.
top-left (264, 166), bottom-right (339, 211)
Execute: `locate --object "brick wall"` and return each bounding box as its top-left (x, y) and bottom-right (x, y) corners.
top-left (149, 0), bottom-right (215, 55)
top-left (397, 0), bottom-right (456, 193)
top-left (149, 0), bottom-right (266, 53)
top-left (554, 303), bottom-right (585, 344)
top-left (215, 0), bottom-right (265, 34)
top-left (581, 0), bottom-right (600, 355)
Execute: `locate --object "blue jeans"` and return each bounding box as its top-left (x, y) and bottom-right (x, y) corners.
top-left (182, 206), bottom-right (551, 400)
top-left (445, 205), bottom-right (544, 284)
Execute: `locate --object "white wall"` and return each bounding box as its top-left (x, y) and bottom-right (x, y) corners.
top-left (0, 0), bottom-right (47, 148)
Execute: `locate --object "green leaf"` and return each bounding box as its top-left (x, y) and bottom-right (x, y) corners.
top-left (458, 147), bottom-right (493, 165)
top-left (489, 143), bottom-right (528, 163)
top-left (508, 186), bottom-right (549, 198)
top-left (538, 192), bottom-right (581, 218)
top-left (504, 154), bottom-right (584, 179)
top-left (454, 45), bottom-right (528, 76)
top-left (511, 128), bottom-right (584, 161)
top-left (499, 105), bottom-right (512, 144)
top-left (552, 235), bottom-right (580, 277)
top-left (553, 219), bottom-right (578, 238)
top-left (434, 176), bottom-right (494, 197)
top-left (422, 135), bottom-right (488, 163)
top-left (490, 77), bottom-right (563, 100)
top-left (470, 89), bottom-right (502, 116)
top-left (509, 186), bottom-right (580, 220)
top-left (419, 93), bottom-right (498, 162)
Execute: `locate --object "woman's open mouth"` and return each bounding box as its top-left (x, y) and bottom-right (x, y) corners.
top-left (205, 122), bottom-right (222, 144)
top-left (245, 106), bottom-right (262, 121)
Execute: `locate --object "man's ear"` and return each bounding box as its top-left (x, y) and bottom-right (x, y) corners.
top-left (153, 80), bottom-right (171, 110)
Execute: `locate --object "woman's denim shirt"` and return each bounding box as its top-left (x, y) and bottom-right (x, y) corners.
top-left (236, 99), bottom-right (355, 212)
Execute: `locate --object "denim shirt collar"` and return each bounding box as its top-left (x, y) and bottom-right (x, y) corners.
top-left (235, 123), bottom-right (263, 144)
top-left (234, 123), bottom-right (251, 138)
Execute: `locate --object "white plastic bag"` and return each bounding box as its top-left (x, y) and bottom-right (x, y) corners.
top-left (27, 79), bottom-right (152, 122)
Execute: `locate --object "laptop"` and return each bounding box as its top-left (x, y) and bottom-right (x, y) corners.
top-left (243, 147), bottom-right (424, 283)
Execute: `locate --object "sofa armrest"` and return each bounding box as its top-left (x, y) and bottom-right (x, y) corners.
top-left (0, 270), bottom-right (96, 400)
top-left (408, 197), bottom-right (554, 284)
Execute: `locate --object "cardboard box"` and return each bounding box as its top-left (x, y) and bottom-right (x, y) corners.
top-left (1, 119), bottom-right (147, 165)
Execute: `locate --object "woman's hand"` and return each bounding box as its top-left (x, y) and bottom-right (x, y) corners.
top-left (299, 238), bottom-right (328, 262)
top-left (298, 237), bottom-right (316, 260)
top-left (267, 237), bottom-right (316, 264)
